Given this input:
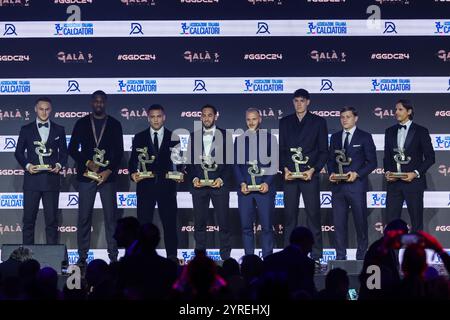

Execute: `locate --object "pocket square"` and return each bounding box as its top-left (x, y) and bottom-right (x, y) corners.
top-left (352, 144), bottom-right (361, 147)
top-left (55, 137), bottom-right (60, 140)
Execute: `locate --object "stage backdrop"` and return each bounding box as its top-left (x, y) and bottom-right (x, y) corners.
top-left (0, 1), bottom-right (449, 262)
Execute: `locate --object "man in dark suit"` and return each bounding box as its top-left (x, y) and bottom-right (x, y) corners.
top-left (186, 104), bottom-right (233, 260)
top-left (128, 104), bottom-right (180, 261)
top-left (279, 89), bottom-right (328, 261)
top-left (15, 97), bottom-right (68, 245)
top-left (68, 90), bottom-right (124, 265)
top-left (383, 99), bottom-right (435, 232)
top-left (263, 226), bottom-right (316, 297)
top-left (233, 108), bottom-right (278, 258)
top-left (327, 107), bottom-right (377, 260)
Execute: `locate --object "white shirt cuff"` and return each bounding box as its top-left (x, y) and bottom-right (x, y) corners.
top-left (25, 163), bottom-right (32, 170)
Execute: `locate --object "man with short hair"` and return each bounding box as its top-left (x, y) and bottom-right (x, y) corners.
top-left (15, 97), bottom-right (68, 245)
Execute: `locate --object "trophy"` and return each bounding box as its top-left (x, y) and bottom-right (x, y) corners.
top-left (247, 160), bottom-right (266, 192)
top-left (333, 149), bottom-right (352, 181)
top-left (33, 141), bottom-right (53, 171)
top-left (289, 147), bottom-right (309, 179)
top-left (166, 146), bottom-right (186, 181)
top-left (199, 155), bottom-right (218, 186)
top-left (389, 148), bottom-right (411, 179)
top-left (135, 147), bottom-right (156, 179)
top-left (83, 148), bottom-right (110, 183)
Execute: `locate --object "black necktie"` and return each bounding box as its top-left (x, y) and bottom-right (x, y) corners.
top-left (38, 122), bottom-right (48, 128)
top-left (153, 132), bottom-right (159, 153)
top-left (397, 124), bottom-right (407, 130)
top-left (344, 131), bottom-right (350, 151)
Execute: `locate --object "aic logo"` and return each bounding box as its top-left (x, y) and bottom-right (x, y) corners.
top-left (383, 21), bottom-right (397, 34)
top-left (57, 51), bottom-right (93, 63)
top-left (244, 79), bottom-right (283, 92)
top-left (0, 80), bottom-right (31, 93)
top-left (371, 193), bottom-right (386, 207)
top-left (320, 79), bottom-right (334, 91)
top-left (373, 107), bottom-right (395, 119)
top-left (193, 80), bottom-right (207, 92)
top-left (184, 51), bottom-right (219, 63)
top-left (3, 24), bottom-right (17, 36)
top-left (180, 22), bottom-right (220, 35)
top-left (67, 80), bottom-right (80, 92)
top-left (435, 21), bottom-right (450, 34)
top-left (256, 22), bottom-right (270, 34)
top-left (310, 50), bottom-right (346, 62)
top-left (118, 79), bottom-right (157, 93)
top-left (307, 21), bottom-right (347, 35)
top-left (129, 23), bottom-right (144, 35)
top-left (434, 136), bottom-right (450, 150)
top-left (54, 23), bottom-right (94, 36)
top-left (371, 79), bottom-right (411, 92)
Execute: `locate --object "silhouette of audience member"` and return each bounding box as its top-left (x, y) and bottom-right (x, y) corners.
top-left (263, 226), bottom-right (316, 298)
top-left (359, 219), bottom-right (408, 299)
top-left (318, 268), bottom-right (349, 300)
top-left (18, 259), bottom-right (40, 299)
top-left (221, 258), bottom-right (245, 299)
top-left (113, 216), bottom-right (140, 258)
top-left (36, 267), bottom-right (61, 300)
top-left (0, 247), bottom-right (33, 299)
top-left (172, 251), bottom-right (228, 301)
top-left (86, 259), bottom-right (115, 300)
top-left (118, 223), bottom-right (177, 299)
top-left (240, 254), bottom-right (264, 299)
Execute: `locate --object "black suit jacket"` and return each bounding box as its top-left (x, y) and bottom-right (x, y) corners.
top-left (327, 128), bottom-right (377, 192)
top-left (383, 122), bottom-right (435, 191)
top-left (186, 127), bottom-right (233, 190)
top-left (279, 112), bottom-right (328, 177)
top-left (14, 120), bottom-right (68, 191)
top-left (68, 115), bottom-right (124, 183)
top-left (128, 127), bottom-right (179, 194)
top-left (263, 245), bottom-right (316, 296)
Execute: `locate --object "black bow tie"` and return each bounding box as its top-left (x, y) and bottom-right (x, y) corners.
top-left (397, 124), bottom-right (407, 130)
top-left (38, 122), bottom-right (49, 128)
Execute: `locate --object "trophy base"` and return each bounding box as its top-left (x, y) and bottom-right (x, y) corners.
top-left (388, 172), bottom-right (408, 179)
top-left (166, 171), bottom-right (183, 181)
top-left (333, 174), bottom-right (350, 181)
top-left (136, 172), bottom-right (155, 179)
top-left (35, 164), bottom-right (52, 171)
top-left (199, 179), bottom-right (214, 187)
top-left (247, 184), bottom-right (262, 192)
top-left (290, 172), bottom-right (307, 180)
top-left (83, 171), bottom-right (103, 183)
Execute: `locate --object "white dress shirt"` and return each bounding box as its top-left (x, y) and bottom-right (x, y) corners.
top-left (342, 125), bottom-right (357, 148)
top-left (203, 125), bottom-right (216, 156)
top-left (37, 118), bottom-right (50, 143)
top-left (150, 126), bottom-right (164, 149)
top-left (397, 119), bottom-right (412, 151)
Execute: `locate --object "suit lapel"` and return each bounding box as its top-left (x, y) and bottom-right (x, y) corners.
top-left (46, 121), bottom-right (56, 146)
top-left (31, 122), bottom-right (42, 142)
top-left (404, 123), bottom-right (416, 151)
top-left (392, 126), bottom-right (399, 149)
top-left (336, 130), bottom-right (343, 150)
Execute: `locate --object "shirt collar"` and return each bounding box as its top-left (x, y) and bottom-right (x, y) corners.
top-left (203, 125), bottom-right (216, 134)
top-left (402, 120), bottom-right (412, 130)
top-left (36, 119), bottom-right (50, 127)
top-left (150, 126), bottom-right (164, 135)
top-left (344, 126), bottom-right (357, 136)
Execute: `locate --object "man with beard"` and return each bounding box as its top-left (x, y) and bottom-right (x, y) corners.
top-left (68, 90), bottom-right (124, 265)
top-left (186, 104), bottom-right (233, 260)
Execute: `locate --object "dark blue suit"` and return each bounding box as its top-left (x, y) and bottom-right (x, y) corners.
top-left (383, 122), bottom-right (435, 231)
top-left (233, 130), bottom-right (278, 258)
top-left (14, 120), bottom-right (68, 244)
top-left (128, 127), bottom-right (179, 258)
top-left (327, 128), bottom-right (377, 260)
top-left (279, 111), bottom-right (328, 259)
top-left (186, 127), bottom-right (233, 260)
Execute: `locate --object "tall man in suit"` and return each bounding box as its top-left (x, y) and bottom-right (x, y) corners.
top-left (234, 108), bottom-right (278, 258)
top-left (327, 107), bottom-right (377, 260)
top-left (279, 89), bottom-right (328, 262)
top-left (15, 97), bottom-right (68, 245)
top-left (186, 104), bottom-right (233, 260)
top-left (128, 104), bottom-right (180, 261)
top-left (68, 90), bottom-right (124, 265)
top-left (383, 99), bottom-right (435, 232)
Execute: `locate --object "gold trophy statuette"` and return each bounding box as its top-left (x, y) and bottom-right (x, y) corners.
top-left (334, 149), bottom-right (352, 181)
top-left (290, 147), bottom-right (309, 179)
top-left (389, 148), bottom-right (411, 179)
top-left (199, 155), bottom-right (218, 186)
top-left (84, 148), bottom-right (110, 183)
top-left (166, 146), bottom-right (186, 181)
top-left (247, 160), bottom-right (266, 192)
top-left (136, 147), bottom-right (156, 179)
top-left (33, 140), bottom-right (53, 171)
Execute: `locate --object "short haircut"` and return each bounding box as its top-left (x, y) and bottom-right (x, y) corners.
top-left (35, 97), bottom-right (52, 106)
top-left (148, 104), bottom-right (165, 113)
top-left (396, 99), bottom-right (414, 120)
top-left (293, 88), bottom-right (310, 100)
top-left (246, 108), bottom-right (261, 116)
top-left (201, 104), bottom-right (217, 115)
top-left (91, 90), bottom-right (107, 101)
top-left (340, 106), bottom-right (358, 117)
